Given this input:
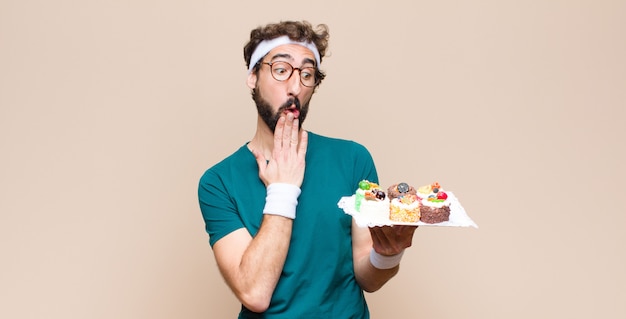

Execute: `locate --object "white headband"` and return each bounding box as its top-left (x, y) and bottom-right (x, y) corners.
top-left (248, 35), bottom-right (321, 73)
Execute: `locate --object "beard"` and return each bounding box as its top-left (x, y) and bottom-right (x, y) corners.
top-left (252, 88), bottom-right (309, 133)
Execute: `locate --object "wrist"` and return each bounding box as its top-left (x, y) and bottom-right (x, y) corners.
top-left (369, 249), bottom-right (405, 270)
top-left (262, 183), bottom-right (301, 219)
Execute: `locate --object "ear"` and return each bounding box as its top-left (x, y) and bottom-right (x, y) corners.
top-left (246, 71), bottom-right (257, 89)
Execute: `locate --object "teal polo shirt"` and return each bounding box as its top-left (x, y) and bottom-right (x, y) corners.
top-left (199, 132), bottom-right (378, 318)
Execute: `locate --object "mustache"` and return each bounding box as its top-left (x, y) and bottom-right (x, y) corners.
top-left (278, 97), bottom-right (301, 112)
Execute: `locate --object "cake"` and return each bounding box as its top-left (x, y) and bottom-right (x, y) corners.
top-left (354, 180), bottom-right (389, 222)
top-left (351, 181), bottom-right (452, 225)
top-left (387, 182), bottom-right (420, 222)
top-left (416, 182), bottom-right (451, 224)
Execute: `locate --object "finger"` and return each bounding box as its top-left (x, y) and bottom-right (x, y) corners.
top-left (378, 225), bottom-right (397, 238)
top-left (396, 225), bottom-right (418, 237)
top-left (404, 226), bottom-right (418, 245)
top-left (375, 226), bottom-right (409, 254)
top-left (369, 226), bottom-right (392, 253)
top-left (282, 113), bottom-right (294, 148)
top-left (392, 225), bottom-right (418, 249)
top-left (274, 115), bottom-right (286, 152)
top-left (289, 118), bottom-right (300, 150)
top-left (368, 227), bottom-right (381, 246)
top-left (297, 130), bottom-right (308, 159)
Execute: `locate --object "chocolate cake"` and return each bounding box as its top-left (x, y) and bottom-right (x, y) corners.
top-left (419, 205), bottom-right (451, 223)
top-left (416, 182), bottom-right (452, 224)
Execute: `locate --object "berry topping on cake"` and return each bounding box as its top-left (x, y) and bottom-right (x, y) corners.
top-left (397, 182), bottom-right (410, 193)
top-left (357, 180), bottom-right (386, 201)
top-left (387, 182), bottom-right (417, 199)
top-left (354, 180), bottom-right (389, 214)
top-left (374, 190), bottom-right (386, 200)
top-left (418, 182), bottom-right (448, 203)
top-left (358, 180), bottom-right (371, 190)
top-left (432, 182), bottom-right (441, 193)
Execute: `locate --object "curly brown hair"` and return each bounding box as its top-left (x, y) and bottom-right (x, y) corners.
top-left (244, 21), bottom-right (329, 84)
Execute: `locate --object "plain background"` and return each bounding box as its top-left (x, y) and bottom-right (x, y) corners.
top-left (1, 0), bottom-right (625, 318)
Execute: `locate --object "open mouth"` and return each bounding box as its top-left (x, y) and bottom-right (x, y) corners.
top-left (281, 98), bottom-right (301, 118)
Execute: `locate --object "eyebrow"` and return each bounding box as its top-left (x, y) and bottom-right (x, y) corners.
top-left (269, 53), bottom-right (317, 67)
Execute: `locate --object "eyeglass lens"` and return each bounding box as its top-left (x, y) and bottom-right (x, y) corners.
top-left (268, 61), bottom-right (317, 87)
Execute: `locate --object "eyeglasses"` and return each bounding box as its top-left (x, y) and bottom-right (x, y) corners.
top-left (260, 61), bottom-right (320, 87)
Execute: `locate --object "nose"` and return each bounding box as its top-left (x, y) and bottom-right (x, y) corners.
top-left (287, 69), bottom-right (302, 96)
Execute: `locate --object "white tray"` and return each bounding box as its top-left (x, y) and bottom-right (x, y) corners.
top-left (337, 191), bottom-right (478, 228)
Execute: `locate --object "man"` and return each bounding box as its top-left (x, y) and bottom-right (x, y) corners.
top-left (198, 20), bottom-right (417, 318)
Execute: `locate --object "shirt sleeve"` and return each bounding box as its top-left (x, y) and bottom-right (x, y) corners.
top-left (351, 141), bottom-right (379, 185)
top-left (198, 169), bottom-right (245, 247)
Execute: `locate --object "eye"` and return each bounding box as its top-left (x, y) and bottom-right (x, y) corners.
top-left (300, 68), bottom-right (315, 80)
top-left (301, 72), bottom-right (311, 80)
top-left (273, 66), bottom-right (288, 75)
top-left (271, 62), bottom-right (292, 77)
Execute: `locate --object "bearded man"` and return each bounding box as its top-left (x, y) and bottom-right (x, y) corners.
top-left (198, 20), bottom-right (417, 318)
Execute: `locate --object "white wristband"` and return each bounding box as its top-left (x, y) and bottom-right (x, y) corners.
top-left (369, 249), bottom-right (405, 269)
top-left (262, 183), bottom-right (301, 219)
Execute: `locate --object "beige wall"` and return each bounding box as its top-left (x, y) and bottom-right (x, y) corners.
top-left (1, 1), bottom-right (625, 318)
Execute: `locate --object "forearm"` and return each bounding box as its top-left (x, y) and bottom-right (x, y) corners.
top-left (351, 223), bottom-right (416, 292)
top-left (215, 215), bottom-right (292, 313)
top-left (235, 182), bottom-right (300, 297)
top-left (239, 215), bottom-right (292, 299)
top-left (353, 250), bottom-right (400, 292)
